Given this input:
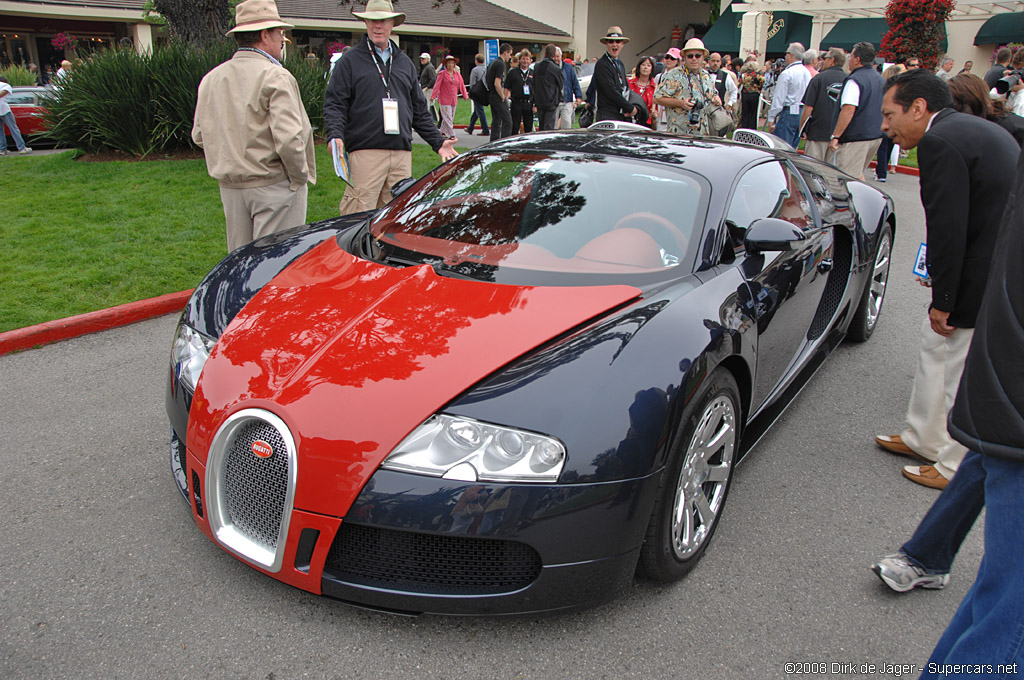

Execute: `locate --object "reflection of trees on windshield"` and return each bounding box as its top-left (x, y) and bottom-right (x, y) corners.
top-left (518, 172), bottom-right (586, 238)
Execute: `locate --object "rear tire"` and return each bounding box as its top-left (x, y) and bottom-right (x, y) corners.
top-left (848, 225), bottom-right (892, 342)
top-left (639, 369), bottom-right (741, 582)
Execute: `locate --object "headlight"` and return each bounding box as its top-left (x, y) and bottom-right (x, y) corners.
top-left (171, 322), bottom-right (216, 392)
top-left (381, 415), bottom-right (566, 483)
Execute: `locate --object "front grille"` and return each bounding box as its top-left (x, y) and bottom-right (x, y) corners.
top-left (222, 420), bottom-right (290, 550)
top-left (808, 229), bottom-right (852, 340)
top-left (324, 523), bottom-right (542, 595)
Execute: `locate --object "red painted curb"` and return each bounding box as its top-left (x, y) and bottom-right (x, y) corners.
top-left (0, 289), bottom-right (193, 355)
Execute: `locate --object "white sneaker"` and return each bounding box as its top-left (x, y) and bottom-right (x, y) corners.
top-left (19, 147), bottom-right (33, 154)
top-left (871, 552), bottom-right (949, 592)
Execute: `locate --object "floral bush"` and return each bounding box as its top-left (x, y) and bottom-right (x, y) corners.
top-left (51, 32), bottom-right (78, 51)
top-left (324, 40), bottom-right (346, 55)
top-left (879, 0), bottom-right (956, 70)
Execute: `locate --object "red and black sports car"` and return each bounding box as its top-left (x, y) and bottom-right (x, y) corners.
top-left (167, 129), bottom-right (895, 615)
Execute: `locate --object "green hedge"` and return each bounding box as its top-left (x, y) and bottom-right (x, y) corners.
top-left (1, 64), bottom-right (37, 86)
top-left (42, 43), bottom-right (328, 156)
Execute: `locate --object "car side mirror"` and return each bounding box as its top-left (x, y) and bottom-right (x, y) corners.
top-left (390, 177), bottom-right (417, 199)
top-left (743, 218), bottom-right (806, 252)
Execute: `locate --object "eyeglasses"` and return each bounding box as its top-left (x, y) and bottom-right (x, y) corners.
top-left (684, 54), bottom-right (703, 59)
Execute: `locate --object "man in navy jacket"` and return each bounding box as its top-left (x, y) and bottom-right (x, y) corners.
top-left (324, 0), bottom-right (456, 215)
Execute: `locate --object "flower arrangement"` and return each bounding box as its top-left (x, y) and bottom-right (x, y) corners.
top-left (879, 0), bottom-right (956, 71)
top-left (324, 40), bottom-right (347, 55)
top-left (992, 43), bottom-right (1024, 64)
top-left (430, 45), bottom-right (447, 60)
top-left (51, 32), bottom-right (78, 51)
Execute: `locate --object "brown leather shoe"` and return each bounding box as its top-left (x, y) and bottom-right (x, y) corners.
top-left (902, 465), bottom-right (950, 490)
top-left (875, 434), bottom-right (931, 463)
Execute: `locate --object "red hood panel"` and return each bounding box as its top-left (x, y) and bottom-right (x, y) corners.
top-left (188, 238), bottom-right (641, 517)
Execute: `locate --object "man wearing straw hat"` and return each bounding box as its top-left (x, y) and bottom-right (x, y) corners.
top-left (325, 0), bottom-right (457, 216)
top-left (592, 26), bottom-right (637, 122)
top-left (192, 0), bottom-right (316, 252)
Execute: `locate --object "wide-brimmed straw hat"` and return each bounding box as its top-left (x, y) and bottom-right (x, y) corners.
top-left (681, 38), bottom-right (709, 58)
top-left (600, 26), bottom-right (630, 44)
top-left (443, 54), bottom-right (459, 64)
top-left (353, 0), bottom-right (406, 26)
top-left (226, 0), bottom-right (293, 35)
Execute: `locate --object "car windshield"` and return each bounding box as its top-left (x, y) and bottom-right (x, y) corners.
top-left (366, 151), bottom-right (702, 281)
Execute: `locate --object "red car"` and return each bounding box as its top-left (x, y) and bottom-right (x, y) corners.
top-left (3, 86), bottom-right (49, 144)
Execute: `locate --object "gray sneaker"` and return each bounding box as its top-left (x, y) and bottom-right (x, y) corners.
top-left (872, 553), bottom-right (949, 592)
top-left (19, 147), bottom-right (32, 154)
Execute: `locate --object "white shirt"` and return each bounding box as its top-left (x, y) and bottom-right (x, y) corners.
top-left (0, 82), bottom-right (12, 116)
top-left (725, 70), bottom-right (739, 107)
top-left (840, 79), bottom-right (861, 108)
top-left (768, 61), bottom-right (812, 120)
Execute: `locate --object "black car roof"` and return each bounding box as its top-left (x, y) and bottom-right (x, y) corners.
top-left (482, 128), bottom-right (780, 168)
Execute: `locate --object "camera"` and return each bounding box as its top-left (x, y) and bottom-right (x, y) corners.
top-left (689, 98), bottom-right (704, 125)
top-left (995, 69), bottom-right (1024, 95)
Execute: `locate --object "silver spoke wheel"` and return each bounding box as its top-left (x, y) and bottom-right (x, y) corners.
top-left (670, 395), bottom-right (737, 560)
top-left (866, 231), bottom-right (892, 331)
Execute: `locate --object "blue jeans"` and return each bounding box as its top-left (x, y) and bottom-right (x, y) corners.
top-left (902, 449), bottom-right (985, 574)
top-left (876, 135), bottom-right (895, 179)
top-left (922, 454), bottom-right (1024, 678)
top-left (774, 110), bottom-right (801, 148)
top-left (1, 111), bottom-right (27, 151)
top-left (468, 101), bottom-right (489, 135)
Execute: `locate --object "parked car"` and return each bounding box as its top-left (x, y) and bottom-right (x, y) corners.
top-left (3, 86), bottom-right (50, 146)
top-left (576, 60), bottom-right (595, 97)
top-left (167, 128), bottom-right (895, 615)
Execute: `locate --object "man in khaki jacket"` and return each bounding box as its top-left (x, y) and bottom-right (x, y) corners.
top-left (192, 0), bottom-right (315, 252)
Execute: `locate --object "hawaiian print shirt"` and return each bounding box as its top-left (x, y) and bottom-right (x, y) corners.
top-left (655, 67), bottom-right (717, 135)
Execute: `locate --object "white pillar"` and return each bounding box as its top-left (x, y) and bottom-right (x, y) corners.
top-left (740, 11), bottom-right (769, 63)
top-left (810, 17), bottom-right (825, 52)
top-left (132, 23), bottom-right (153, 55)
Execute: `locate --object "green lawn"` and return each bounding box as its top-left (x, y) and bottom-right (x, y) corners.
top-left (0, 143), bottom-right (450, 333)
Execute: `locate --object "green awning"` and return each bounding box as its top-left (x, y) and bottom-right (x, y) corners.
top-left (821, 17), bottom-right (947, 52)
top-left (975, 12), bottom-right (1024, 46)
top-left (702, 7), bottom-right (812, 55)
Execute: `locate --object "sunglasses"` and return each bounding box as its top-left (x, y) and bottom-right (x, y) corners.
top-left (606, 40), bottom-right (624, 45)
top-left (684, 54), bottom-right (703, 59)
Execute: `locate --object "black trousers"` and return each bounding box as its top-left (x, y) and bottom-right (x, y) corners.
top-left (740, 91), bottom-right (760, 130)
top-left (510, 99), bottom-right (534, 134)
top-left (489, 93), bottom-right (512, 141)
top-left (536, 107), bottom-right (557, 131)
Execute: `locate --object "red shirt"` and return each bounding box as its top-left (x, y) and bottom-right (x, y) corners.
top-left (628, 77), bottom-right (655, 126)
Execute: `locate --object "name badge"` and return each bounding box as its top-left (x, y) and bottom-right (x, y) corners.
top-left (383, 98), bottom-right (400, 135)
top-left (523, 84), bottom-right (531, 96)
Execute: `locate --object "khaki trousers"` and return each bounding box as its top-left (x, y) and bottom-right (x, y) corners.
top-left (900, 315), bottom-right (973, 479)
top-left (338, 148), bottom-right (413, 216)
top-left (803, 140), bottom-right (831, 163)
top-left (835, 138), bottom-right (882, 180)
top-left (219, 179), bottom-right (308, 252)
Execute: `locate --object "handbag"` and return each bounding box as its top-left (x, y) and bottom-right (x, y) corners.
top-left (579, 104), bottom-right (594, 128)
top-left (469, 77), bottom-right (489, 106)
top-left (707, 103), bottom-right (734, 136)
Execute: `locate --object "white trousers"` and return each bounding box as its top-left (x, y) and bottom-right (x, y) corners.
top-left (900, 315), bottom-right (973, 479)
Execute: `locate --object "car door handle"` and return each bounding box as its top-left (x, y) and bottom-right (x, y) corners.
top-left (818, 258), bottom-right (833, 274)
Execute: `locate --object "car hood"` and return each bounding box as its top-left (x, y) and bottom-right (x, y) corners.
top-left (187, 238), bottom-right (641, 517)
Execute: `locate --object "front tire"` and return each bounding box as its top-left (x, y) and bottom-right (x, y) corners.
top-left (639, 369), bottom-right (741, 582)
top-left (847, 225), bottom-right (892, 342)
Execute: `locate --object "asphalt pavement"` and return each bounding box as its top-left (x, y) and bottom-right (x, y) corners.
top-left (0, 169), bottom-right (980, 680)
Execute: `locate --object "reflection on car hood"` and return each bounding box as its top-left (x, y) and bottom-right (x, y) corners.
top-left (187, 238), bottom-right (641, 517)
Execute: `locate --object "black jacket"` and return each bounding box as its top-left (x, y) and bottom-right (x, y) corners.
top-left (949, 148), bottom-right (1024, 461)
top-left (324, 37), bottom-right (446, 153)
top-left (507, 66), bottom-right (533, 102)
top-left (593, 53), bottom-right (631, 121)
top-left (533, 58), bottom-right (564, 111)
top-left (918, 108), bottom-right (1019, 328)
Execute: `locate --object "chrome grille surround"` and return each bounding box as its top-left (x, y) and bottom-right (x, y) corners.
top-left (206, 409), bottom-right (297, 573)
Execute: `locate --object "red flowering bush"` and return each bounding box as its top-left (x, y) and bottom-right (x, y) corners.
top-left (324, 40), bottom-right (347, 55)
top-left (51, 32), bottom-right (78, 51)
top-left (879, 0), bottom-right (956, 70)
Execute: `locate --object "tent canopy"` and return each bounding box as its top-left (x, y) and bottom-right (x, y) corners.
top-left (703, 7), bottom-right (812, 54)
top-left (974, 12), bottom-right (1024, 45)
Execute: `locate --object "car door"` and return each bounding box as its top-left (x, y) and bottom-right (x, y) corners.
top-left (725, 160), bottom-right (834, 410)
